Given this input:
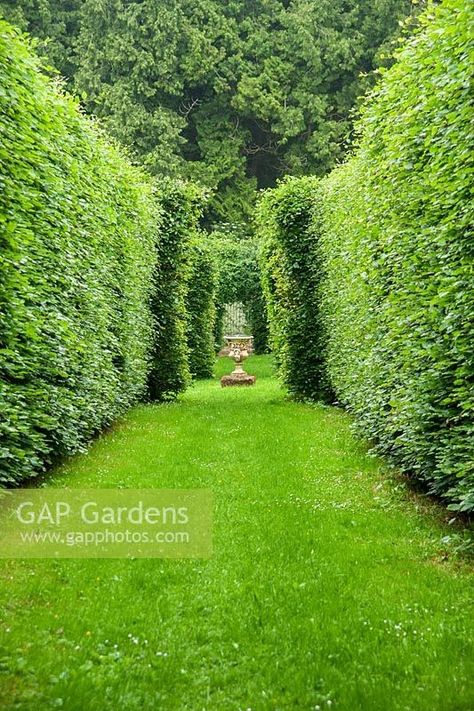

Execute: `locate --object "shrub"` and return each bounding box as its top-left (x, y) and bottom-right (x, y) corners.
top-left (256, 177), bottom-right (330, 400)
top-left (0, 21), bottom-right (160, 484)
top-left (185, 237), bottom-right (217, 379)
top-left (318, 0), bottom-right (474, 511)
top-left (147, 179), bottom-right (205, 400)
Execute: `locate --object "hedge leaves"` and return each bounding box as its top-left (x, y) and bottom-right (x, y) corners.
top-left (257, 177), bottom-right (329, 401)
top-left (0, 23), bottom-right (188, 483)
top-left (258, 0), bottom-right (474, 511)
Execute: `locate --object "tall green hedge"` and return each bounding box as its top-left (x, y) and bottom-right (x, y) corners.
top-left (257, 0), bottom-right (473, 511)
top-left (147, 179), bottom-right (205, 400)
top-left (256, 177), bottom-right (329, 400)
top-left (257, 0), bottom-right (474, 511)
top-left (0, 21), bottom-right (160, 484)
top-left (318, 0), bottom-right (474, 511)
top-left (185, 237), bottom-right (217, 380)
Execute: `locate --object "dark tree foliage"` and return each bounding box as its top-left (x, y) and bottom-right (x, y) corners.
top-left (0, 0), bottom-right (81, 79)
top-left (0, 0), bottom-right (419, 224)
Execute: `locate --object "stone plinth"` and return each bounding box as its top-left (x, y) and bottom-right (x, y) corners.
top-left (220, 373), bottom-right (256, 387)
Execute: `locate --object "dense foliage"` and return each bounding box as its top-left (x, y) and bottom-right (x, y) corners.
top-left (186, 237), bottom-right (217, 379)
top-left (319, 0), bottom-right (474, 512)
top-left (0, 21), bottom-right (159, 484)
top-left (0, 0), bottom-right (418, 224)
top-left (2, 0), bottom-right (471, 514)
top-left (256, 177), bottom-right (329, 400)
top-left (212, 234), bottom-right (269, 353)
top-left (148, 180), bottom-right (206, 400)
top-left (0, 0), bottom-right (81, 79)
top-left (258, 0), bottom-right (474, 511)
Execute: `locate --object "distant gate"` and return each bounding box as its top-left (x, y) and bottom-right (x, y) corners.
top-left (222, 302), bottom-right (249, 336)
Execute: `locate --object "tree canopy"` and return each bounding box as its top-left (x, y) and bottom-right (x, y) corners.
top-left (0, 0), bottom-right (419, 224)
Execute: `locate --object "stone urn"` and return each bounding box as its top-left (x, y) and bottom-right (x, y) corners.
top-left (220, 335), bottom-right (256, 387)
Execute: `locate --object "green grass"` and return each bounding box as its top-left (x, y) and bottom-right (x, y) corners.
top-left (0, 355), bottom-right (473, 710)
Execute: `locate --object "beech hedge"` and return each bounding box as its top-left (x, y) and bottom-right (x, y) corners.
top-left (147, 179), bottom-right (206, 400)
top-left (319, 0), bottom-right (473, 511)
top-left (256, 177), bottom-right (329, 400)
top-left (1, 22), bottom-right (168, 484)
top-left (186, 237), bottom-right (217, 379)
top-left (211, 234), bottom-right (269, 353)
top-left (257, 0), bottom-right (473, 511)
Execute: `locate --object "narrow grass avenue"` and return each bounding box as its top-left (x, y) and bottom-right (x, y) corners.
top-left (0, 356), bottom-right (472, 710)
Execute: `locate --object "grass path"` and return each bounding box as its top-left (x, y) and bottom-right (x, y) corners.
top-left (0, 356), bottom-right (473, 710)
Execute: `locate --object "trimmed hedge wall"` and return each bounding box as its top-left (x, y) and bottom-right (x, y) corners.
top-left (319, 0), bottom-right (474, 511)
top-left (0, 21), bottom-right (161, 484)
top-left (147, 179), bottom-right (206, 400)
top-left (256, 177), bottom-right (329, 400)
top-left (186, 237), bottom-right (217, 379)
top-left (257, 0), bottom-right (473, 511)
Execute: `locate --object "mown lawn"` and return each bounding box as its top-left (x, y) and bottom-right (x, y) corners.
top-left (0, 355), bottom-right (472, 710)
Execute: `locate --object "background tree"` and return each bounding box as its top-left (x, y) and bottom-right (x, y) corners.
top-left (0, 0), bottom-right (81, 79)
top-left (0, 0), bottom-right (420, 224)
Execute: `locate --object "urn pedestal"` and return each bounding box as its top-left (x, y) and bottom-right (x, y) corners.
top-left (220, 335), bottom-right (256, 387)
